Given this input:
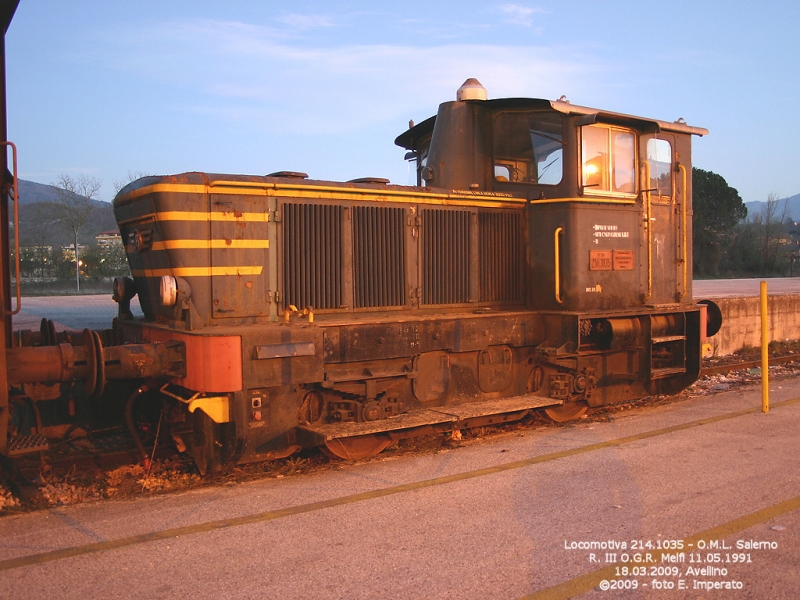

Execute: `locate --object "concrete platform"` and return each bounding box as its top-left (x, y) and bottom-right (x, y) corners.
top-left (1, 379), bottom-right (798, 598)
top-left (695, 279), bottom-right (800, 355)
top-left (694, 278), bottom-right (800, 298)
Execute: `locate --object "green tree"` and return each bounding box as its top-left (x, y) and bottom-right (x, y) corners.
top-left (50, 247), bottom-right (73, 281)
top-left (81, 246), bottom-right (103, 279)
top-left (692, 168), bottom-right (747, 276)
top-left (99, 242), bottom-right (130, 277)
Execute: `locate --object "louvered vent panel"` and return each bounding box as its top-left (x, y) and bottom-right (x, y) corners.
top-left (479, 211), bottom-right (523, 303)
top-left (283, 203), bottom-right (343, 310)
top-left (422, 209), bottom-right (470, 305)
top-left (353, 206), bottom-right (406, 308)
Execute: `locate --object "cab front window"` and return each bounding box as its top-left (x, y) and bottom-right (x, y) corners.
top-left (493, 112), bottom-right (563, 186)
top-left (581, 124), bottom-right (636, 196)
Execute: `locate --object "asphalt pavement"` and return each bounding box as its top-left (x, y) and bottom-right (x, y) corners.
top-left (12, 294), bottom-right (143, 331)
top-left (0, 376), bottom-right (798, 599)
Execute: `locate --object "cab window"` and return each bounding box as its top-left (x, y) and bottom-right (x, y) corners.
top-left (647, 138), bottom-right (672, 202)
top-left (493, 112), bottom-right (563, 185)
top-left (581, 124), bottom-right (636, 196)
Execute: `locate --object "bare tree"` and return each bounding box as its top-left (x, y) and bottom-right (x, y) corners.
top-left (760, 193), bottom-right (790, 273)
top-left (112, 171), bottom-right (150, 196)
top-left (28, 203), bottom-right (59, 277)
top-left (48, 174), bottom-right (102, 292)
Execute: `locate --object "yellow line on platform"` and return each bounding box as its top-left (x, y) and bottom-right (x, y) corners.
top-left (2, 397), bottom-right (799, 572)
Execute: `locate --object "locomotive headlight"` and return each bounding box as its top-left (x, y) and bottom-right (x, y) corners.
top-left (160, 275), bottom-right (178, 306)
top-left (112, 276), bottom-right (137, 303)
top-left (160, 275), bottom-right (192, 307)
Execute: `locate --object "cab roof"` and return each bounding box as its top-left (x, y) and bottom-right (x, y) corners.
top-left (395, 97), bottom-right (708, 151)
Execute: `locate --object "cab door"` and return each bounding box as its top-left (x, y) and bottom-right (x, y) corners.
top-left (641, 134), bottom-right (684, 304)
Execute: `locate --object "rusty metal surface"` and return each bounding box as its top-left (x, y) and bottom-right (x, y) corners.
top-left (253, 341), bottom-right (316, 359)
top-left (210, 194), bottom-right (269, 319)
top-left (323, 434), bottom-right (392, 460)
top-left (7, 432), bottom-right (48, 456)
top-left (544, 402), bottom-right (589, 422)
top-left (299, 409), bottom-right (458, 442)
top-left (5, 336), bottom-right (185, 393)
top-left (299, 393), bottom-right (561, 443)
top-left (0, 0), bottom-right (19, 457)
top-left (438, 394), bottom-right (559, 419)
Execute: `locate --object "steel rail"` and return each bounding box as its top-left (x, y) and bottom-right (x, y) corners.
top-left (701, 354), bottom-right (800, 376)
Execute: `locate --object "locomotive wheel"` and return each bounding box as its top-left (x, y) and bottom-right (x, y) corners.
top-left (40, 318), bottom-right (57, 346)
top-left (323, 434), bottom-right (392, 460)
top-left (544, 401), bottom-right (588, 423)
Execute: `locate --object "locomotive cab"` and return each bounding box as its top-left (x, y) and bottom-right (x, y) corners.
top-left (397, 78), bottom-right (707, 311)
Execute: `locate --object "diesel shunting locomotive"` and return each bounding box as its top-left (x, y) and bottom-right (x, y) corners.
top-left (0, 0), bottom-right (718, 471)
top-left (106, 78), bottom-right (715, 470)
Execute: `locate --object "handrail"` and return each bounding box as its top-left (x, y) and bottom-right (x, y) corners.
top-left (554, 226), bottom-right (563, 304)
top-left (643, 163), bottom-right (653, 301)
top-left (1, 142), bottom-right (20, 315)
top-left (678, 163), bottom-right (688, 299)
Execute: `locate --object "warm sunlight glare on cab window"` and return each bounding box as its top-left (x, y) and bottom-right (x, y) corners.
top-left (647, 138), bottom-right (673, 202)
top-left (493, 112), bottom-right (563, 185)
top-left (581, 124), bottom-right (636, 196)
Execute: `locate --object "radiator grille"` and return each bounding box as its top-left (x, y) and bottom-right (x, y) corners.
top-left (283, 203), bottom-right (343, 310)
top-left (422, 209), bottom-right (470, 305)
top-left (353, 206), bottom-right (406, 308)
top-left (480, 211), bottom-right (524, 302)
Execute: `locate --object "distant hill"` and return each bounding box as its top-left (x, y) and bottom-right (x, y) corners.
top-left (14, 179), bottom-right (117, 247)
top-left (18, 179), bottom-right (62, 205)
top-left (745, 193), bottom-right (800, 223)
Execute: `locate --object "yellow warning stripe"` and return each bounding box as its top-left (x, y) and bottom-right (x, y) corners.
top-left (117, 181), bottom-right (526, 208)
top-left (150, 239), bottom-right (269, 251)
top-left (528, 196), bottom-right (636, 205)
top-left (271, 188), bottom-right (523, 208)
top-left (158, 210), bottom-right (268, 221)
top-left (131, 266), bottom-right (263, 278)
top-left (116, 210), bottom-right (269, 226)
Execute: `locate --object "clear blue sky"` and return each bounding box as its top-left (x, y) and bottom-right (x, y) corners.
top-left (5, 1), bottom-right (798, 204)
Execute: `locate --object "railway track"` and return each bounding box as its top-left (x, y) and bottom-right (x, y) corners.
top-left (3, 351), bottom-right (799, 511)
top-left (700, 353), bottom-right (800, 375)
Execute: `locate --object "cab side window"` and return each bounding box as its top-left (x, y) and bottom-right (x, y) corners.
top-left (647, 138), bottom-right (672, 202)
top-left (493, 112), bottom-right (563, 186)
top-left (581, 124), bottom-right (636, 196)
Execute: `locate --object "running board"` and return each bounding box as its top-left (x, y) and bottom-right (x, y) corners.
top-left (651, 367), bottom-right (687, 379)
top-left (297, 395), bottom-right (561, 445)
top-left (6, 433), bottom-right (49, 458)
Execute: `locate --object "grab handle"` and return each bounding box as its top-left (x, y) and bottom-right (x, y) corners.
top-left (1, 142), bottom-right (20, 315)
top-left (554, 227), bottom-right (563, 304)
top-left (678, 163), bottom-right (688, 299)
